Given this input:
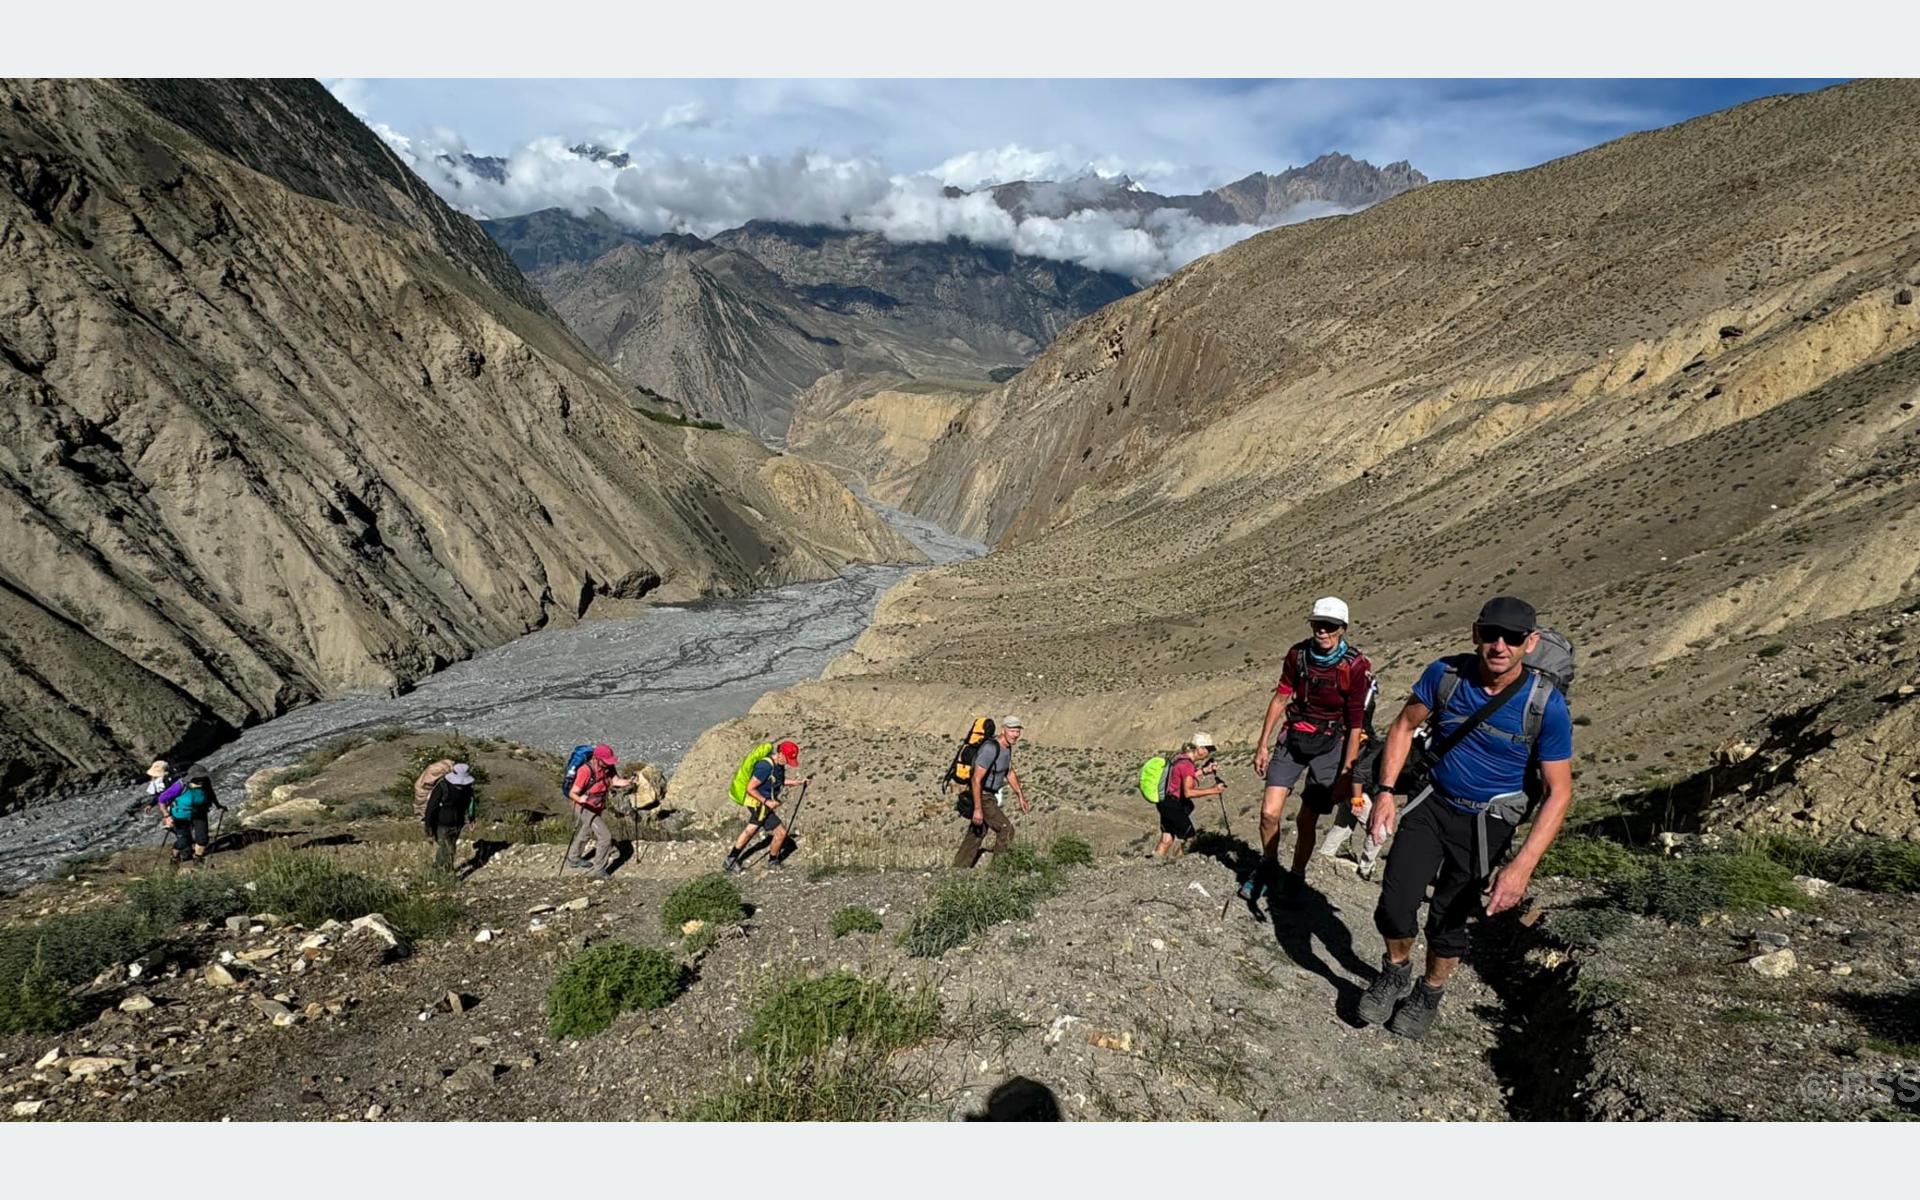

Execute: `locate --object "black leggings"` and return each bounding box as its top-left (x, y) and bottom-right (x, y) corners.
top-left (171, 812), bottom-right (210, 857)
top-left (1373, 797), bottom-right (1516, 959)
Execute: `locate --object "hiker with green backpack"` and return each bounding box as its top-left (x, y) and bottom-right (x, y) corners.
top-left (722, 740), bottom-right (810, 873)
top-left (1358, 596), bottom-right (1576, 1041)
top-left (1145, 733), bottom-right (1224, 860)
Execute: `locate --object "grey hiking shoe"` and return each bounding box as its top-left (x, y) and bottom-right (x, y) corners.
top-left (1357, 955), bottom-right (1415, 1026)
top-left (1236, 861), bottom-right (1273, 903)
top-left (562, 858), bottom-right (588, 871)
top-left (722, 854), bottom-right (742, 874)
top-left (1387, 979), bottom-right (1446, 1041)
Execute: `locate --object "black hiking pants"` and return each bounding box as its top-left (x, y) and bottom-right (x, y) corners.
top-left (1373, 796), bottom-right (1516, 959)
top-left (170, 813), bottom-right (209, 859)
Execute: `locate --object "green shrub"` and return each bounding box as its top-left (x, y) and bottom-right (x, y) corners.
top-left (1049, 834), bottom-right (1094, 867)
top-left (900, 850), bottom-right (1064, 958)
top-left (1748, 834), bottom-right (1920, 894)
top-left (547, 942), bottom-right (687, 1039)
top-left (682, 926), bottom-right (718, 956)
top-left (247, 848), bottom-right (460, 942)
top-left (742, 971), bottom-right (936, 1069)
top-left (660, 873), bottom-right (745, 934)
top-left (1611, 850), bottom-right (1798, 924)
top-left (829, 906), bottom-right (884, 938)
top-left (0, 873), bottom-right (249, 1033)
top-left (273, 734), bottom-right (368, 787)
top-left (1545, 902), bottom-right (1631, 949)
top-left (1538, 834), bottom-right (1644, 882)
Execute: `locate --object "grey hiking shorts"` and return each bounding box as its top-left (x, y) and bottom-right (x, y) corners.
top-left (1264, 739), bottom-right (1343, 792)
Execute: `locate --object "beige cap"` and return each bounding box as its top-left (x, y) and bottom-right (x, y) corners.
top-left (1002, 715), bottom-right (1023, 729)
top-left (1191, 732), bottom-right (1216, 749)
top-left (146, 759), bottom-right (169, 780)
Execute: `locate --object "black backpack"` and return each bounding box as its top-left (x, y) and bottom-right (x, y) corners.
top-left (939, 717), bottom-right (997, 794)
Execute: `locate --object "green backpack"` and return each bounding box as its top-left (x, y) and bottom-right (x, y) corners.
top-left (729, 742), bottom-right (777, 806)
top-left (1138, 753), bottom-right (1175, 804)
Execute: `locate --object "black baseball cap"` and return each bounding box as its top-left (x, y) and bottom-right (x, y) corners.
top-left (1476, 596), bottom-right (1537, 631)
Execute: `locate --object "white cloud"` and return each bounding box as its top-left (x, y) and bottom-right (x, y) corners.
top-left (377, 124), bottom-right (1378, 283)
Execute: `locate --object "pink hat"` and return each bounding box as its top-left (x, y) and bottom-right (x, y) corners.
top-left (592, 744), bottom-right (617, 764)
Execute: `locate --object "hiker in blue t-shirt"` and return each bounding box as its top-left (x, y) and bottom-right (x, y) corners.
top-left (1356, 596), bottom-right (1575, 1041)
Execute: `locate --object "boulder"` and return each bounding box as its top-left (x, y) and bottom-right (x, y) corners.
top-left (243, 767), bottom-right (287, 807)
top-left (337, 913), bottom-right (410, 968)
top-left (1748, 949), bottom-right (1797, 978)
top-left (66, 1056), bottom-right (130, 1079)
top-left (441, 1061), bottom-right (499, 1093)
top-left (242, 796), bottom-right (329, 829)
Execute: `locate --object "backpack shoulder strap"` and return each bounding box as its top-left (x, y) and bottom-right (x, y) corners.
top-left (1433, 657), bottom-right (1465, 715)
top-left (1521, 670), bottom-right (1551, 745)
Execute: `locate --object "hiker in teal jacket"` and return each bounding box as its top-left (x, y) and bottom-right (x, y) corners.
top-left (151, 763), bottom-right (219, 866)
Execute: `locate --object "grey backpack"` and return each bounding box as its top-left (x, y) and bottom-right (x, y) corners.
top-left (1430, 626), bottom-right (1575, 746)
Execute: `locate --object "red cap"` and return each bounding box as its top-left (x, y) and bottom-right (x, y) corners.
top-left (777, 740), bottom-right (800, 763)
top-left (592, 744), bottom-right (616, 764)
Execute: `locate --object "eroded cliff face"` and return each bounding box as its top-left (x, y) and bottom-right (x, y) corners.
top-left (0, 78), bottom-right (913, 798)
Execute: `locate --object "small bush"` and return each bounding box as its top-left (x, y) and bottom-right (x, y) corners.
top-left (1049, 834), bottom-right (1094, 867)
top-left (0, 873), bottom-right (249, 1033)
top-left (1749, 834), bottom-right (1920, 895)
top-left (247, 848), bottom-right (459, 942)
top-left (1717, 1005), bottom-right (1781, 1025)
top-left (1545, 902), bottom-right (1632, 949)
top-left (1611, 850), bottom-right (1798, 924)
top-left (901, 850), bottom-right (1064, 959)
top-left (829, 906), bottom-right (884, 938)
top-left (1538, 834), bottom-right (1644, 882)
top-left (742, 971), bottom-right (937, 1069)
top-left (273, 734), bottom-right (368, 787)
top-left (547, 942), bottom-right (687, 1038)
top-left (660, 873), bottom-right (745, 934)
top-left (682, 925), bottom-right (718, 956)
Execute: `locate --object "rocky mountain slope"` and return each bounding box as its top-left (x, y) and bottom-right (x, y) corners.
top-left (0, 78), bottom-right (914, 801)
top-left (985, 152), bottom-right (1427, 223)
top-left (486, 212), bottom-right (1131, 442)
top-left (697, 79), bottom-right (1920, 845)
top-left (2, 729), bottom-right (1912, 1123)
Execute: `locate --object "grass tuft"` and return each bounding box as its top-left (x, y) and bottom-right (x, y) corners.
top-left (1048, 834), bottom-right (1094, 867)
top-left (829, 906), bottom-right (884, 938)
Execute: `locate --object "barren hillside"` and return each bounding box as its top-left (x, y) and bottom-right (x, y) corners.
top-left (705, 79), bottom-right (1920, 844)
top-left (0, 79), bottom-right (913, 800)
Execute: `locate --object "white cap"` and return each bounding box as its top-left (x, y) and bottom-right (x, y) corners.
top-left (1310, 596), bottom-right (1350, 625)
top-left (1002, 715), bottom-right (1023, 729)
top-left (1190, 731), bottom-right (1216, 749)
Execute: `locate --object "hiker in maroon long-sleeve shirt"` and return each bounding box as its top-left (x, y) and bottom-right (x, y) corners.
top-left (1242, 596), bottom-right (1376, 906)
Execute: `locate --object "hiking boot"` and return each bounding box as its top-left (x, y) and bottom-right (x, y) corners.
top-left (765, 855), bottom-right (785, 870)
top-left (1236, 860), bottom-right (1274, 903)
top-left (721, 854), bottom-right (742, 874)
top-left (1387, 979), bottom-right (1446, 1042)
top-left (563, 858), bottom-right (589, 871)
top-left (1356, 955), bottom-right (1415, 1026)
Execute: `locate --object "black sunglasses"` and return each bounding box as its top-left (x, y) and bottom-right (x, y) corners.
top-left (1309, 620), bottom-right (1345, 634)
top-left (1475, 624), bottom-right (1533, 647)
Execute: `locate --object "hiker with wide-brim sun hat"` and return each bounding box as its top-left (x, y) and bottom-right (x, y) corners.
top-left (566, 744), bottom-right (635, 879)
top-left (1359, 595), bottom-right (1575, 1041)
top-left (723, 740), bottom-right (810, 872)
top-left (424, 762), bottom-right (477, 872)
top-left (953, 716), bottom-right (1030, 869)
top-left (1154, 732), bottom-right (1223, 860)
top-left (1243, 597), bottom-right (1376, 905)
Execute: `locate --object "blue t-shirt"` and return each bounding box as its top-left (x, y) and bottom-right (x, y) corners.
top-left (749, 759), bottom-right (785, 807)
top-left (1412, 657), bottom-right (1572, 811)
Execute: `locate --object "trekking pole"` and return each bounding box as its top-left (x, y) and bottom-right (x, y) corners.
top-left (783, 780), bottom-right (812, 838)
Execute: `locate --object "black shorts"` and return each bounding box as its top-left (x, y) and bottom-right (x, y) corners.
top-left (1156, 797), bottom-right (1196, 838)
top-left (1373, 796), bottom-right (1519, 959)
top-left (749, 804), bottom-right (783, 831)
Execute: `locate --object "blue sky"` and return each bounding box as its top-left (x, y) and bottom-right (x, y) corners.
top-left (328, 78), bottom-right (1844, 281)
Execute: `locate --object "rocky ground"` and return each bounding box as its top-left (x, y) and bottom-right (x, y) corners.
top-left (4, 733), bottom-right (1915, 1122)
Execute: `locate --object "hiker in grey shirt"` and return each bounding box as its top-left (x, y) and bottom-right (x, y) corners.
top-left (954, 716), bottom-right (1030, 868)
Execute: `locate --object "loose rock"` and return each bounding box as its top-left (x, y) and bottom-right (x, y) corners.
top-left (1748, 949), bottom-right (1797, 978)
